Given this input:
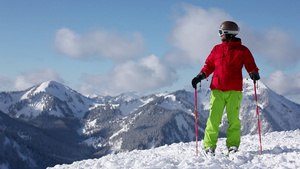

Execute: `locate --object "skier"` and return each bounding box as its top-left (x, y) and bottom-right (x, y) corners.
top-left (191, 21), bottom-right (260, 155)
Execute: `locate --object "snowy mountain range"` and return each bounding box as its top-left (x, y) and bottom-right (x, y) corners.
top-left (0, 80), bottom-right (299, 169)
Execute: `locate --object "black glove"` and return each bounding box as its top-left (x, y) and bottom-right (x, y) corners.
top-left (250, 72), bottom-right (260, 81)
top-left (191, 72), bottom-right (206, 89)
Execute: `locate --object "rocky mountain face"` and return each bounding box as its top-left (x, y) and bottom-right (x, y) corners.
top-left (0, 80), bottom-right (299, 169)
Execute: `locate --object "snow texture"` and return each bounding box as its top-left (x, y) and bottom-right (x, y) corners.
top-left (48, 130), bottom-right (300, 169)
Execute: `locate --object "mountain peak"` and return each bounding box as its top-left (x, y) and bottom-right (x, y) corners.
top-left (12, 81), bottom-right (95, 118)
top-left (19, 81), bottom-right (70, 101)
top-left (36, 80), bottom-right (68, 92)
top-left (43, 80), bottom-right (63, 86)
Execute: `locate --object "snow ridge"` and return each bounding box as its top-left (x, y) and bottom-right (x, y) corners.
top-left (48, 130), bottom-right (300, 169)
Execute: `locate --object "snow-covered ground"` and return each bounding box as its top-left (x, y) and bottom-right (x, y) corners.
top-left (48, 129), bottom-right (300, 169)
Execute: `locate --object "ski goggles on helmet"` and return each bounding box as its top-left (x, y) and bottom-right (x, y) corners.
top-left (218, 29), bottom-right (239, 36)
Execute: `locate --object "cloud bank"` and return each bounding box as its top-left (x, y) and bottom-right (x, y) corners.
top-left (241, 28), bottom-right (300, 67)
top-left (263, 71), bottom-right (300, 96)
top-left (79, 55), bottom-right (178, 96)
top-left (54, 28), bottom-right (144, 61)
top-left (165, 5), bottom-right (232, 67)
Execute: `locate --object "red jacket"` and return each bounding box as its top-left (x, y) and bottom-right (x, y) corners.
top-left (201, 38), bottom-right (259, 91)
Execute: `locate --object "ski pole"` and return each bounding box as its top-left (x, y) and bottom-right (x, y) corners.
top-left (194, 88), bottom-right (198, 156)
top-left (253, 80), bottom-right (263, 155)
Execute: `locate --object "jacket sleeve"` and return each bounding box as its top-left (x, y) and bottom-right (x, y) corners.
top-left (244, 48), bottom-right (259, 74)
top-left (200, 47), bottom-right (216, 78)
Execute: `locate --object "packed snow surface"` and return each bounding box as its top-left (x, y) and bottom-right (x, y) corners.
top-left (48, 129), bottom-right (300, 169)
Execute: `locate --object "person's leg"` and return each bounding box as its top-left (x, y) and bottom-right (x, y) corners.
top-left (225, 91), bottom-right (243, 148)
top-left (204, 90), bottom-right (226, 150)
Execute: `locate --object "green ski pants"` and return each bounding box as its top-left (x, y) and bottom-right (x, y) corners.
top-left (204, 90), bottom-right (243, 150)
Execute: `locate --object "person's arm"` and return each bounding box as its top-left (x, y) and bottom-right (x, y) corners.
top-left (244, 48), bottom-right (260, 80)
top-left (201, 47), bottom-right (216, 77)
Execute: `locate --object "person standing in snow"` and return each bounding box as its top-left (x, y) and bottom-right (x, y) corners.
top-left (191, 21), bottom-right (260, 155)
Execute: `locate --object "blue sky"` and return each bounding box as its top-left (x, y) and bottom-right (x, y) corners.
top-left (1, 1), bottom-right (300, 101)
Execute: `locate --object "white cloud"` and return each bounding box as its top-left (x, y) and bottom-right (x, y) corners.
top-left (78, 74), bottom-right (108, 96)
top-left (241, 28), bottom-right (300, 67)
top-left (54, 28), bottom-right (144, 61)
top-left (79, 55), bottom-right (178, 96)
top-left (263, 70), bottom-right (300, 96)
top-left (14, 69), bottom-right (64, 90)
top-left (165, 5), bottom-right (232, 67)
top-left (54, 28), bottom-right (82, 58)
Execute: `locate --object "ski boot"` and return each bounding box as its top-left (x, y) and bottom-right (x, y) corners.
top-left (205, 147), bottom-right (215, 156)
top-left (228, 146), bottom-right (238, 154)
